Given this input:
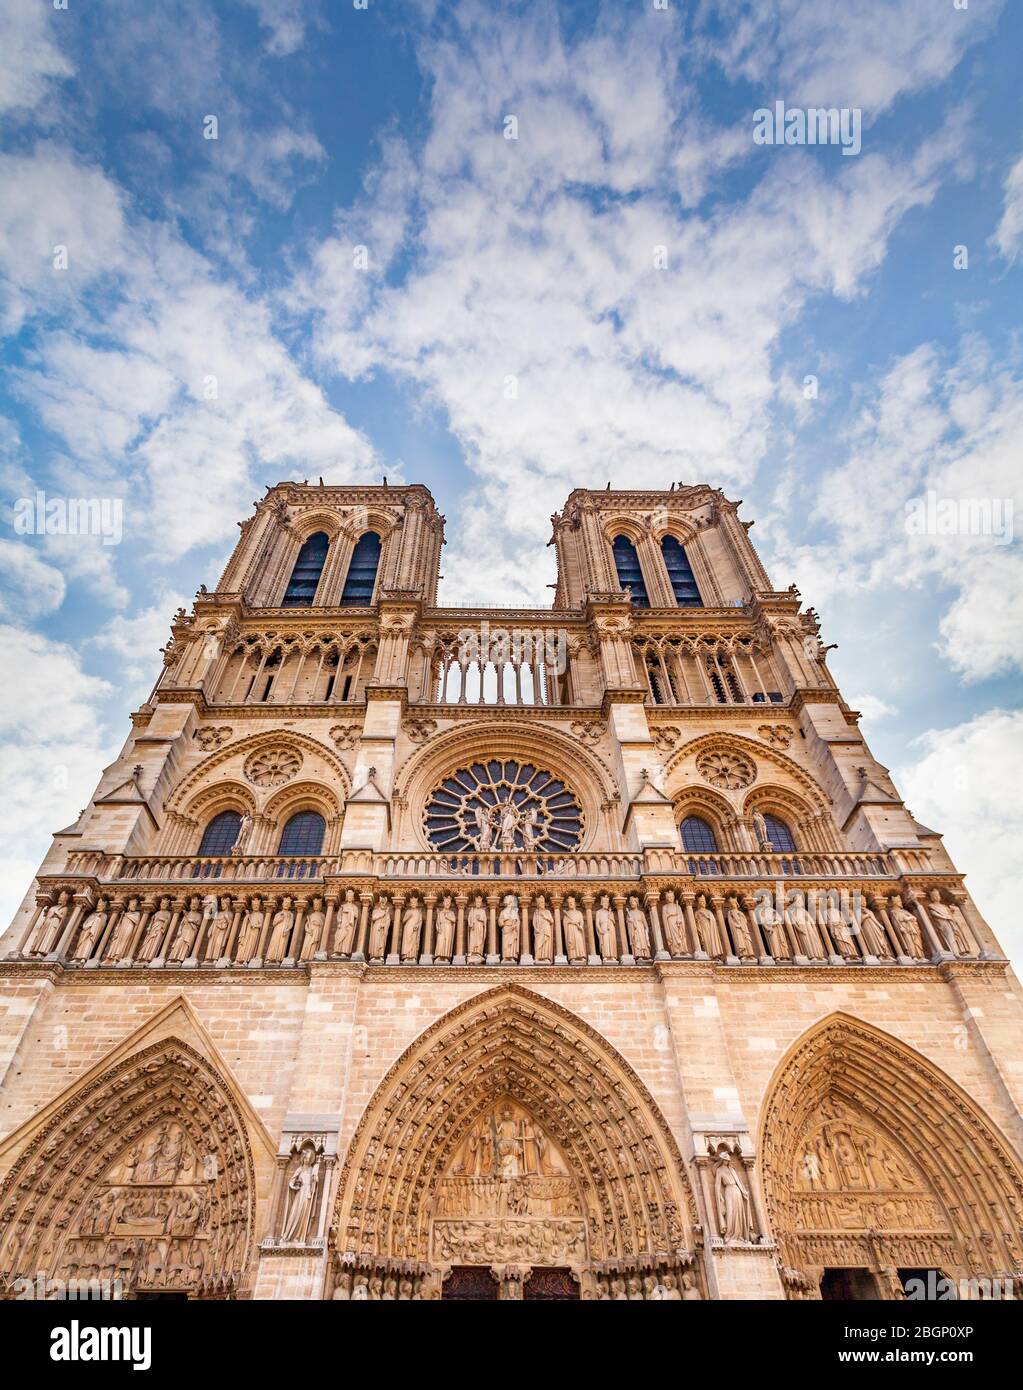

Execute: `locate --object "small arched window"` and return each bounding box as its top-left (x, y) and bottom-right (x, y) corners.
top-left (198, 810), bottom-right (242, 856)
top-left (341, 531), bottom-right (382, 606)
top-left (661, 536), bottom-right (703, 607)
top-left (282, 532), bottom-right (329, 607)
top-left (278, 811), bottom-right (326, 856)
top-left (680, 816), bottom-right (718, 853)
top-left (611, 535), bottom-right (649, 607)
top-left (762, 813), bottom-right (796, 852)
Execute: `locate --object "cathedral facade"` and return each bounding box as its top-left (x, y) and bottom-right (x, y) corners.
top-left (1, 481), bottom-right (1021, 1302)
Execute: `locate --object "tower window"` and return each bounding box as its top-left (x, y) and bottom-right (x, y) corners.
top-left (282, 532), bottom-right (329, 607)
top-left (198, 810), bottom-right (242, 856)
top-left (680, 816), bottom-right (718, 853)
top-left (341, 531), bottom-right (382, 606)
top-left (278, 811), bottom-right (326, 856)
top-left (611, 535), bottom-right (649, 607)
top-left (762, 814), bottom-right (796, 852)
top-left (661, 536), bottom-right (702, 607)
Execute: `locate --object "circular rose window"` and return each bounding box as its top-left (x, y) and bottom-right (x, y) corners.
top-left (424, 760), bottom-right (583, 854)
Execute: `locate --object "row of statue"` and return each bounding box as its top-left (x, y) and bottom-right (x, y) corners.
top-left (329, 1267), bottom-right (703, 1299)
top-left (23, 884), bottom-right (974, 967)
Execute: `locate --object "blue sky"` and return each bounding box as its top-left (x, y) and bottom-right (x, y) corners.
top-left (0, 0), bottom-right (1021, 955)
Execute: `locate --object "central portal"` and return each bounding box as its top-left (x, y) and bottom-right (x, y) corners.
top-left (431, 1097), bottom-right (586, 1273)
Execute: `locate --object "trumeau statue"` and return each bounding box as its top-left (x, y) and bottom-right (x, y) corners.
top-left (594, 894), bottom-right (617, 961)
top-left (714, 1149), bottom-right (754, 1245)
top-left (280, 1142), bottom-right (321, 1245)
top-left (401, 895), bottom-right (423, 961)
top-left (466, 895), bottom-right (487, 963)
top-left (333, 889), bottom-right (359, 956)
top-left (562, 895), bottom-right (587, 964)
top-left (499, 894), bottom-right (520, 962)
top-left (434, 895), bottom-right (456, 961)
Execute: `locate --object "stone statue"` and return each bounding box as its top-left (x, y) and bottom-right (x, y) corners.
top-left (280, 1143), bottom-right (320, 1245)
top-left (266, 897), bottom-right (295, 962)
top-left (472, 804), bottom-right (494, 851)
top-left (594, 894), bottom-right (617, 961)
top-left (562, 895), bottom-right (587, 964)
top-left (499, 894), bottom-right (520, 961)
top-left (236, 896), bottom-right (265, 962)
top-left (400, 896), bottom-right (423, 962)
top-left (434, 895), bottom-right (456, 961)
top-left (694, 894), bottom-right (722, 958)
top-left (29, 892), bottom-right (69, 956)
top-left (300, 898), bottom-right (325, 961)
top-left (520, 806), bottom-right (539, 850)
top-left (531, 894), bottom-right (554, 962)
top-left (231, 811), bottom-right (254, 856)
top-left (626, 896), bottom-right (651, 959)
top-left (498, 802), bottom-right (519, 851)
top-left (72, 898), bottom-right (108, 962)
top-left (755, 899), bottom-right (788, 958)
top-left (660, 890), bottom-right (687, 957)
top-left (466, 895), bottom-right (487, 963)
top-left (103, 900), bottom-right (139, 961)
top-left (333, 889), bottom-right (359, 957)
top-left (889, 895), bottom-right (923, 958)
top-left (857, 902), bottom-right (890, 958)
top-left (660, 1274), bottom-right (682, 1300)
top-left (681, 1272), bottom-right (702, 1300)
top-left (752, 809), bottom-right (771, 849)
top-left (927, 889), bottom-right (968, 955)
top-left (205, 898), bottom-right (233, 961)
top-left (168, 898), bottom-right (201, 963)
top-left (138, 897), bottom-right (171, 963)
top-left (714, 1149), bottom-right (754, 1244)
top-left (787, 898), bottom-right (821, 958)
top-left (819, 897), bottom-right (856, 959)
top-left (369, 898), bottom-right (392, 960)
top-left (726, 897), bottom-right (754, 958)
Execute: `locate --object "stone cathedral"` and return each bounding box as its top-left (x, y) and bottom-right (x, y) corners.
top-left (2, 480), bottom-right (1022, 1304)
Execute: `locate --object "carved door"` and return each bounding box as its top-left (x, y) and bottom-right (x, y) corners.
top-left (443, 1266), bottom-right (500, 1300)
top-left (524, 1267), bottom-right (579, 1301)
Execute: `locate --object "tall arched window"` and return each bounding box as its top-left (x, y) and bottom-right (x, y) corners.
top-left (198, 810), bottom-right (242, 855)
top-left (611, 535), bottom-right (649, 607)
top-left (282, 532), bottom-right (329, 607)
top-left (278, 811), bottom-right (326, 856)
top-left (762, 813), bottom-right (796, 852)
top-left (680, 816), bottom-right (718, 852)
top-left (661, 536), bottom-right (703, 607)
top-left (341, 531), bottom-right (382, 606)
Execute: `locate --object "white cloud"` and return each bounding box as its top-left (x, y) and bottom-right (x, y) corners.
top-left (992, 151), bottom-right (1023, 262)
top-left (848, 694), bottom-right (897, 723)
top-left (0, 0), bottom-right (72, 115)
top-left (0, 539), bottom-right (66, 619)
top-left (90, 594), bottom-right (188, 700)
top-left (240, 0), bottom-right (320, 56)
top-left (896, 710), bottom-right (1023, 964)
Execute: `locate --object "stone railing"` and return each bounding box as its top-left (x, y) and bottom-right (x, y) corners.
top-left (681, 851), bottom-right (892, 879)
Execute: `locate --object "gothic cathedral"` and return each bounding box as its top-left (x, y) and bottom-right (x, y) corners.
top-left (2, 482), bottom-right (1021, 1302)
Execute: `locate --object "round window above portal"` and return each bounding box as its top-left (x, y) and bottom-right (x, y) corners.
top-left (423, 759), bottom-right (584, 854)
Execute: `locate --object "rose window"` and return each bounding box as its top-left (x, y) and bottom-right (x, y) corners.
top-left (696, 749), bottom-right (756, 790)
top-left (424, 760), bottom-right (584, 854)
top-left (244, 746), bottom-right (302, 788)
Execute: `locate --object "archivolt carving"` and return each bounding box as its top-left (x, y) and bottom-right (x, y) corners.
top-left (334, 986), bottom-right (695, 1269)
top-left (758, 1014), bottom-right (1023, 1287)
top-left (0, 1039), bottom-right (257, 1297)
top-left (166, 730), bottom-right (352, 816)
top-left (665, 733), bottom-right (829, 817)
top-left (394, 722), bottom-right (619, 853)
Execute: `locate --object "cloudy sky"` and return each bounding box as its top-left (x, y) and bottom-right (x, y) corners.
top-left (0, 0), bottom-right (1020, 956)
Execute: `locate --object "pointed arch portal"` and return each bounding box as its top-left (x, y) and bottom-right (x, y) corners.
top-left (0, 1038), bottom-right (257, 1299)
top-left (758, 1014), bottom-right (1023, 1299)
top-left (332, 986), bottom-right (696, 1299)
